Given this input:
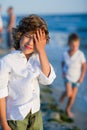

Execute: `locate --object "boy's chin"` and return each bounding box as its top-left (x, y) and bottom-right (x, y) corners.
top-left (23, 50), bottom-right (34, 55)
top-left (71, 48), bottom-right (78, 52)
top-left (74, 49), bottom-right (78, 52)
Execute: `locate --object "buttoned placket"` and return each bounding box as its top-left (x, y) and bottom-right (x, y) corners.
top-left (27, 63), bottom-right (36, 93)
top-left (20, 52), bottom-right (36, 93)
top-left (19, 52), bottom-right (37, 114)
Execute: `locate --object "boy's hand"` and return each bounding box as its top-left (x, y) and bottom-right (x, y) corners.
top-left (78, 77), bottom-right (83, 83)
top-left (1, 122), bottom-right (11, 130)
top-left (34, 29), bottom-right (46, 53)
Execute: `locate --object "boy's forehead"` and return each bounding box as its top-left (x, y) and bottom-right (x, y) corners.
top-left (24, 33), bottom-right (33, 39)
top-left (23, 32), bottom-right (35, 39)
top-left (70, 40), bottom-right (80, 45)
top-left (25, 31), bottom-right (36, 35)
top-left (73, 39), bottom-right (80, 43)
top-left (24, 32), bottom-right (34, 36)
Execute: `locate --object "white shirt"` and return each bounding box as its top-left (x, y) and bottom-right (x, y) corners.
top-left (0, 50), bottom-right (56, 120)
top-left (62, 50), bottom-right (86, 82)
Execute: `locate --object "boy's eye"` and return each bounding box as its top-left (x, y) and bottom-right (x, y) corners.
top-left (23, 35), bottom-right (34, 44)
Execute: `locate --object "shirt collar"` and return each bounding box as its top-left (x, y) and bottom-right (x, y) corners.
top-left (11, 50), bottom-right (26, 58)
top-left (11, 50), bottom-right (38, 65)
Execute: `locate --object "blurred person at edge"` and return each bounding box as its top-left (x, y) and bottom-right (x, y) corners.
top-left (7, 6), bottom-right (16, 49)
top-left (0, 5), bottom-right (3, 43)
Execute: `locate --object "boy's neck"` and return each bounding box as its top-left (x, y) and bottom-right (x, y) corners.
top-left (24, 53), bottom-right (33, 61)
top-left (68, 49), bottom-right (78, 56)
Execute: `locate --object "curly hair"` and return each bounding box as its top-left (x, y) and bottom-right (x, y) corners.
top-left (12, 14), bottom-right (50, 50)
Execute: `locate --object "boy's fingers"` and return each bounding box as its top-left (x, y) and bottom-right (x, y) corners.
top-left (40, 29), bottom-right (45, 39)
top-left (37, 29), bottom-right (45, 41)
top-left (39, 29), bottom-right (43, 38)
top-left (33, 34), bottom-right (38, 44)
top-left (36, 30), bottom-right (40, 41)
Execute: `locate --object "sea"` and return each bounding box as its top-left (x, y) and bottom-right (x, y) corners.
top-left (0, 14), bottom-right (87, 130)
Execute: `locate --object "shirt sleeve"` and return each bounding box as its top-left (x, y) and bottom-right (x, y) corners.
top-left (0, 57), bottom-right (11, 98)
top-left (38, 64), bottom-right (56, 85)
top-left (80, 52), bottom-right (86, 64)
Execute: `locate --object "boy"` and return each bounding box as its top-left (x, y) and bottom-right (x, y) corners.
top-left (60, 33), bottom-right (86, 118)
top-left (0, 14), bottom-right (56, 130)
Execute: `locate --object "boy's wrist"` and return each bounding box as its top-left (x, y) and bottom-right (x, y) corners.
top-left (78, 77), bottom-right (84, 83)
top-left (1, 121), bottom-right (8, 128)
top-left (38, 48), bottom-right (45, 54)
top-left (1, 120), bottom-right (8, 124)
top-left (2, 123), bottom-right (11, 130)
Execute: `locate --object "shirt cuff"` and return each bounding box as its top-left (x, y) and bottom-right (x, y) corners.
top-left (0, 87), bottom-right (8, 98)
top-left (39, 64), bottom-right (56, 85)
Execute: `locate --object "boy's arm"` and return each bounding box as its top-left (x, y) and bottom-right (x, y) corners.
top-left (0, 98), bottom-right (11, 130)
top-left (34, 29), bottom-right (56, 85)
top-left (34, 29), bottom-right (51, 77)
top-left (78, 62), bottom-right (86, 83)
top-left (0, 57), bottom-right (11, 130)
top-left (38, 49), bottom-right (51, 77)
top-left (62, 61), bottom-right (65, 69)
top-left (61, 61), bottom-right (66, 77)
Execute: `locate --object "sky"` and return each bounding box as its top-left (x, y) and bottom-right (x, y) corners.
top-left (0, 0), bottom-right (87, 15)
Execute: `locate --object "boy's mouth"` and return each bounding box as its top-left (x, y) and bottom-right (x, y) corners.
top-left (24, 45), bottom-right (33, 50)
